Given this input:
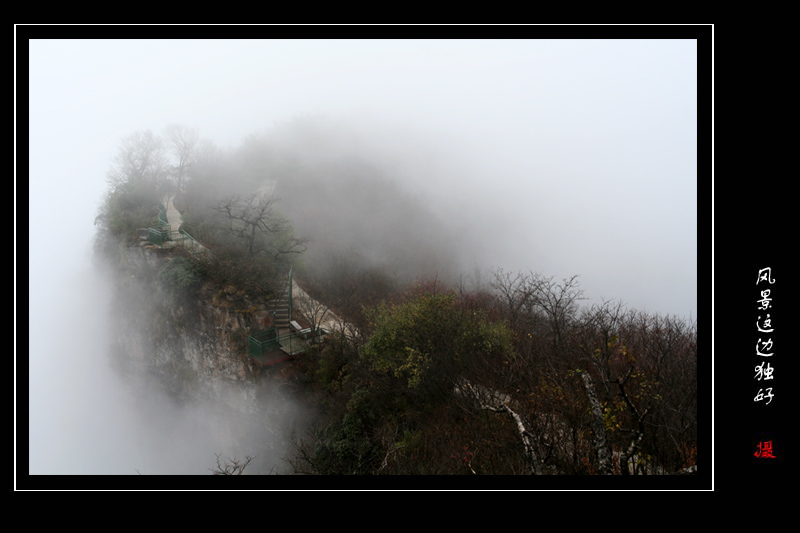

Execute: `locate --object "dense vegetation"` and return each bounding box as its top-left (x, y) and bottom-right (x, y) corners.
top-left (291, 275), bottom-right (697, 476)
top-left (96, 119), bottom-right (698, 477)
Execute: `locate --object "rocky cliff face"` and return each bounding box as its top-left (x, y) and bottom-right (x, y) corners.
top-left (107, 241), bottom-right (274, 414)
top-left (99, 238), bottom-right (316, 474)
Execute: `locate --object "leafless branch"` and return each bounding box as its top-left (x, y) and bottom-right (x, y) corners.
top-left (456, 379), bottom-right (542, 475)
top-left (212, 193), bottom-right (307, 258)
top-left (210, 453), bottom-right (253, 475)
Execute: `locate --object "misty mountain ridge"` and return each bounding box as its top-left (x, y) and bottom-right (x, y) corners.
top-left (83, 118), bottom-right (698, 478)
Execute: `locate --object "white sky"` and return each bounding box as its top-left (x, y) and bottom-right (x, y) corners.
top-left (25, 34), bottom-right (701, 476)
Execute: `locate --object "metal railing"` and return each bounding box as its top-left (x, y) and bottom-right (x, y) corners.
top-left (178, 228), bottom-right (211, 257)
top-left (149, 202), bottom-right (172, 247)
top-left (147, 220), bottom-right (212, 258)
top-left (249, 327), bottom-right (309, 366)
top-left (148, 225), bottom-right (171, 246)
top-left (157, 203), bottom-right (169, 226)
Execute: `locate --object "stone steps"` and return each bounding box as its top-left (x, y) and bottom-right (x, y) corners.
top-left (269, 285), bottom-right (291, 328)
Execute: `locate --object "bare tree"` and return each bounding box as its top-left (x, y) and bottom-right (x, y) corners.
top-left (490, 269), bottom-right (532, 331)
top-left (210, 453), bottom-right (253, 475)
top-left (575, 301), bottom-right (694, 475)
top-left (164, 123), bottom-right (199, 196)
top-left (107, 130), bottom-right (169, 192)
top-left (212, 192), bottom-right (307, 259)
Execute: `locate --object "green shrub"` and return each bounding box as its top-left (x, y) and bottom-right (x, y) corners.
top-left (361, 291), bottom-right (515, 400)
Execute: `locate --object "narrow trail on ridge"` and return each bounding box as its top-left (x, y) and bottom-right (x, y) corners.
top-left (162, 193), bottom-right (183, 237)
top-left (162, 193), bottom-right (350, 336)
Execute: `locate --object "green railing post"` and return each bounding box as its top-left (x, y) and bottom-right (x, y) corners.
top-left (158, 203), bottom-right (169, 226)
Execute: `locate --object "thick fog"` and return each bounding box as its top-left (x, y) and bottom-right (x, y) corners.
top-left (26, 37), bottom-right (698, 478)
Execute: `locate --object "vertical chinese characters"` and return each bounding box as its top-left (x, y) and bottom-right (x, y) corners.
top-left (754, 267), bottom-right (775, 407)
